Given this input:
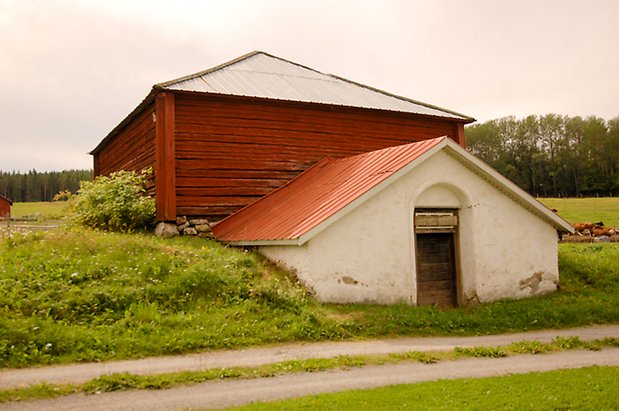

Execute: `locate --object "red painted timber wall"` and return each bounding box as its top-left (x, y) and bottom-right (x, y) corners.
top-left (174, 93), bottom-right (464, 220)
top-left (93, 104), bottom-right (157, 178)
top-left (0, 197), bottom-right (10, 218)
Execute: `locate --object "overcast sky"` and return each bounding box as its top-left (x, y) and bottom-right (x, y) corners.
top-left (1, 0), bottom-right (618, 172)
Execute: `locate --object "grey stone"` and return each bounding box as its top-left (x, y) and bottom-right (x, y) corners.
top-left (189, 218), bottom-right (210, 226)
top-left (183, 227), bottom-right (198, 236)
top-left (178, 222), bottom-right (190, 231)
top-left (195, 224), bottom-right (212, 233)
top-left (154, 222), bottom-right (179, 238)
top-left (176, 216), bottom-right (188, 225)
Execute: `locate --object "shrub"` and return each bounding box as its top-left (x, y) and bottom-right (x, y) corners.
top-left (70, 169), bottom-right (155, 232)
top-left (53, 190), bottom-right (72, 202)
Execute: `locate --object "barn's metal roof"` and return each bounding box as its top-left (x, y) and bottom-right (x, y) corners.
top-left (91, 51), bottom-right (474, 155)
top-left (212, 137), bottom-right (573, 245)
top-left (156, 51), bottom-right (473, 121)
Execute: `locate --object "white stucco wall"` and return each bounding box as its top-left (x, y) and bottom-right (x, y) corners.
top-left (260, 181), bottom-right (416, 304)
top-left (260, 150), bottom-right (560, 305)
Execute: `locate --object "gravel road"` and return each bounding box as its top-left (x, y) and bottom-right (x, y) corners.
top-left (2, 348), bottom-right (619, 411)
top-left (2, 324), bottom-right (618, 390)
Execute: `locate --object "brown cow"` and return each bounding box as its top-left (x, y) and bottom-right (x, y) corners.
top-left (572, 221), bottom-right (604, 235)
top-left (593, 226), bottom-right (616, 237)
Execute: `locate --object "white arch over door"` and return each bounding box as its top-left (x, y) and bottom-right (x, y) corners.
top-left (410, 181), bottom-right (477, 306)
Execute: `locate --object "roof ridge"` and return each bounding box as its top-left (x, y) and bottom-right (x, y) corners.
top-left (155, 50), bottom-right (334, 90)
top-left (155, 50), bottom-right (265, 89)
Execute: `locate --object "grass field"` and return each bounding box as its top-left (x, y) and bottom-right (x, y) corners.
top-left (10, 202), bottom-right (69, 220)
top-left (227, 366), bottom-right (619, 410)
top-left (1, 228), bottom-right (618, 368)
top-left (538, 197), bottom-right (619, 228)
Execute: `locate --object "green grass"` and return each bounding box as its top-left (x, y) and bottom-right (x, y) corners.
top-left (0, 229), bottom-right (335, 368)
top-left (538, 197), bottom-right (619, 228)
top-left (10, 202), bottom-right (69, 220)
top-left (559, 243), bottom-right (619, 292)
top-left (227, 366), bottom-right (619, 411)
top-left (1, 229), bottom-right (618, 369)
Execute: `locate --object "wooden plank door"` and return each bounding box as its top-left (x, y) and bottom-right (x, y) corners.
top-left (416, 233), bottom-right (457, 307)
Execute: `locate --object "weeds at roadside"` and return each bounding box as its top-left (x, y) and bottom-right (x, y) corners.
top-left (454, 346), bottom-right (508, 358)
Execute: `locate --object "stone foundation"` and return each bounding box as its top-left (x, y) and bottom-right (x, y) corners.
top-left (176, 216), bottom-right (213, 237)
top-left (154, 217), bottom-right (214, 238)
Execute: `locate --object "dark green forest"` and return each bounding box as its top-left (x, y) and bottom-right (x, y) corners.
top-left (466, 114), bottom-right (619, 197)
top-left (0, 169), bottom-right (92, 202)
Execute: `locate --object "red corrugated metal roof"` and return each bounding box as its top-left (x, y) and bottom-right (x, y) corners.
top-left (213, 137), bottom-right (447, 243)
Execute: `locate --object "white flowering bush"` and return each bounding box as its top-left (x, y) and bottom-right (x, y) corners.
top-left (70, 169), bottom-right (155, 232)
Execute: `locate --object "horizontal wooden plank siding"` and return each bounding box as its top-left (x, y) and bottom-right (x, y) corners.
top-left (94, 104), bottom-right (156, 178)
top-left (174, 93), bottom-right (460, 220)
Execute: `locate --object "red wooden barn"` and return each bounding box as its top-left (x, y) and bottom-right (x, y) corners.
top-left (0, 194), bottom-right (12, 218)
top-left (90, 51), bottom-right (474, 223)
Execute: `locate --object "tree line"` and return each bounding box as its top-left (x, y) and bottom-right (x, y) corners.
top-left (0, 169), bottom-right (92, 202)
top-left (465, 114), bottom-right (619, 197)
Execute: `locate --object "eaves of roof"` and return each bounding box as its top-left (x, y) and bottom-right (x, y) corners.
top-left (89, 89), bottom-right (157, 155)
top-left (213, 137), bottom-right (574, 246)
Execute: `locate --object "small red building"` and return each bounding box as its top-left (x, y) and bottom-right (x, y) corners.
top-left (91, 51), bottom-right (474, 222)
top-left (0, 194), bottom-right (12, 218)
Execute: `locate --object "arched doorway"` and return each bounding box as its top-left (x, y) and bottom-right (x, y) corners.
top-left (413, 184), bottom-right (464, 307)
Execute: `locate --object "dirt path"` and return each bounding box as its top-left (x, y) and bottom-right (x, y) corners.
top-left (3, 348), bottom-right (619, 411)
top-left (1, 324), bottom-right (618, 390)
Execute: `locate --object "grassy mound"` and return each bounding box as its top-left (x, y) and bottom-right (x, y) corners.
top-left (1, 229), bottom-right (618, 368)
top-left (0, 230), bottom-right (345, 367)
